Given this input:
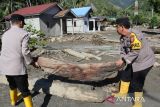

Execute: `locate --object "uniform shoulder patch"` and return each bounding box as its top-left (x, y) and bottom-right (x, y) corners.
top-left (130, 32), bottom-right (142, 50)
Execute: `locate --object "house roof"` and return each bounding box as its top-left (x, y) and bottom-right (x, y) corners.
top-left (91, 16), bottom-right (108, 21)
top-left (5, 3), bottom-right (57, 20)
top-left (71, 6), bottom-right (92, 17)
top-left (54, 9), bottom-right (69, 18)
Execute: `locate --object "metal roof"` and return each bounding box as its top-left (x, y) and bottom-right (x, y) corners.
top-left (71, 6), bottom-right (92, 17)
top-left (54, 9), bottom-right (69, 18)
top-left (5, 3), bottom-right (58, 20)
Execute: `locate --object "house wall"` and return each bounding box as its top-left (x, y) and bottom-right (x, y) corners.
top-left (83, 17), bottom-right (89, 32)
top-left (67, 18), bottom-right (89, 34)
top-left (25, 17), bottom-right (40, 30)
top-left (49, 19), bottom-right (61, 36)
top-left (40, 5), bottom-right (62, 36)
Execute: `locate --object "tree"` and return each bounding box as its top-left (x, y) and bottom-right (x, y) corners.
top-left (0, 0), bottom-right (24, 19)
top-left (148, 0), bottom-right (160, 13)
top-left (150, 16), bottom-right (159, 28)
top-left (76, 0), bottom-right (91, 7)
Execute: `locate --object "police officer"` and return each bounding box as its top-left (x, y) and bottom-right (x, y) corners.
top-left (0, 14), bottom-right (39, 107)
top-left (112, 17), bottom-right (155, 107)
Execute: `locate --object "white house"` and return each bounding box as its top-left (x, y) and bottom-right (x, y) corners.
top-left (66, 6), bottom-right (93, 34)
top-left (4, 4), bottom-right (103, 36)
top-left (89, 17), bottom-right (109, 31)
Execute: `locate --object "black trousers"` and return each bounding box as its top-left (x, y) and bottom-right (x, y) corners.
top-left (6, 74), bottom-right (31, 97)
top-left (121, 64), bottom-right (152, 92)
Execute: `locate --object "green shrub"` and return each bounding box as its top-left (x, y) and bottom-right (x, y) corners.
top-left (131, 15), bottom-right (149, 25)
top-left (28, 37), bottom-right (37, 48)
top-left (24, 24), bottom-right (47, 49)
top-left (150, 16), bottom-right (159, 28)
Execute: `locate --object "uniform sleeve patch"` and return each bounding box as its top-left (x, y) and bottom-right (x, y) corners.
top-left (130, 33), bottom-right (142, 50)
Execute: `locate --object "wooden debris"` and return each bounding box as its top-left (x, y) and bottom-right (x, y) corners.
top-left (64, 49), bottom-right (87, 59)
top-left (96, 52), bottom-right (107, 57)
top-left (81, 52), bottom-right (102, 60)
top-left (155, 54), bottom-right (160, 59)
top-left (91, 34), bottom-right (105, 45)
top-left (152, 46), bottom-right (160, 54)
top-left (63, 49), bottom-right (102, 60)
top-left (37, 57), bottom-right (120, 81)
top-left (154, 62), bottom-right (160, 67)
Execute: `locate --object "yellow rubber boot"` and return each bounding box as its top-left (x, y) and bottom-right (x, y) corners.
top-left (112, 80), bottom-right (130, 97)
top-left (23, 96), bottom-right (33, 107)
top-left (9, 89), bottom-right (18, 106)
top-left (133, 92), bottom-right (143, 107)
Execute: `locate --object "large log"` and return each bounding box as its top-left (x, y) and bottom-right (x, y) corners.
top-left (37, 57), bottom-right (120, 81)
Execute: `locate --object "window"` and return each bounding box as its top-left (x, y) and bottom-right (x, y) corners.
top-left (46, 22), bottom-right (49, 28)
top-left (74, 21), bottom-right (76, 27)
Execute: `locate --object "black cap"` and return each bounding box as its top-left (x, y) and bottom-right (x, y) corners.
top-left (116, 17), bottom-right (130, 29)
top-left (10, 14), bottom-right (26, 25)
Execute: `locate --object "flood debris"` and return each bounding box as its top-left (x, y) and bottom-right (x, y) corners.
top-left (37, 57), bottom-right (121, 81)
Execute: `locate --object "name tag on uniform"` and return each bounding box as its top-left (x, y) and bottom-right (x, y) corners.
top-left (130, 33), bottom-right (142, 50)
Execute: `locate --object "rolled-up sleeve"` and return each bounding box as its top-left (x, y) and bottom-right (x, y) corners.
top-left (121, 50), bottom-right (139, 64)
top-left (120, 32), bottom-right (142, 64)
top-left (21, 34), bottom-right (32, 65)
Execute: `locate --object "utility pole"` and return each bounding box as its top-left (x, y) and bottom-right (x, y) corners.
top-left (72, 0), bottom-right (76, 8)
top-left (151, 6), bottom-right (154, 17)
top-left (134, 0), bottom-right (138, 16)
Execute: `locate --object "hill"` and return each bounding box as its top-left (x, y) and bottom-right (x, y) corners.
top-left (108, 0), bottom-right (135, 8)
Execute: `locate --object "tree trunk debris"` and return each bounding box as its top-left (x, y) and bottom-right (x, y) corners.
top-left (37, 57), bottom-right (120, 81)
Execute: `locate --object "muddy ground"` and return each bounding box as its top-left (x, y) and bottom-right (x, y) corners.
top-left (0, 28), bottom-right (160, 107)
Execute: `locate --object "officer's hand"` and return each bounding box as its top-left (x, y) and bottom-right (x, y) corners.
top-left (30, 57), bottom-right (40, 68)
top-left (115, 59), bottom-right (124, 67)
top-left (31, 61), bottom-right (40, 68)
